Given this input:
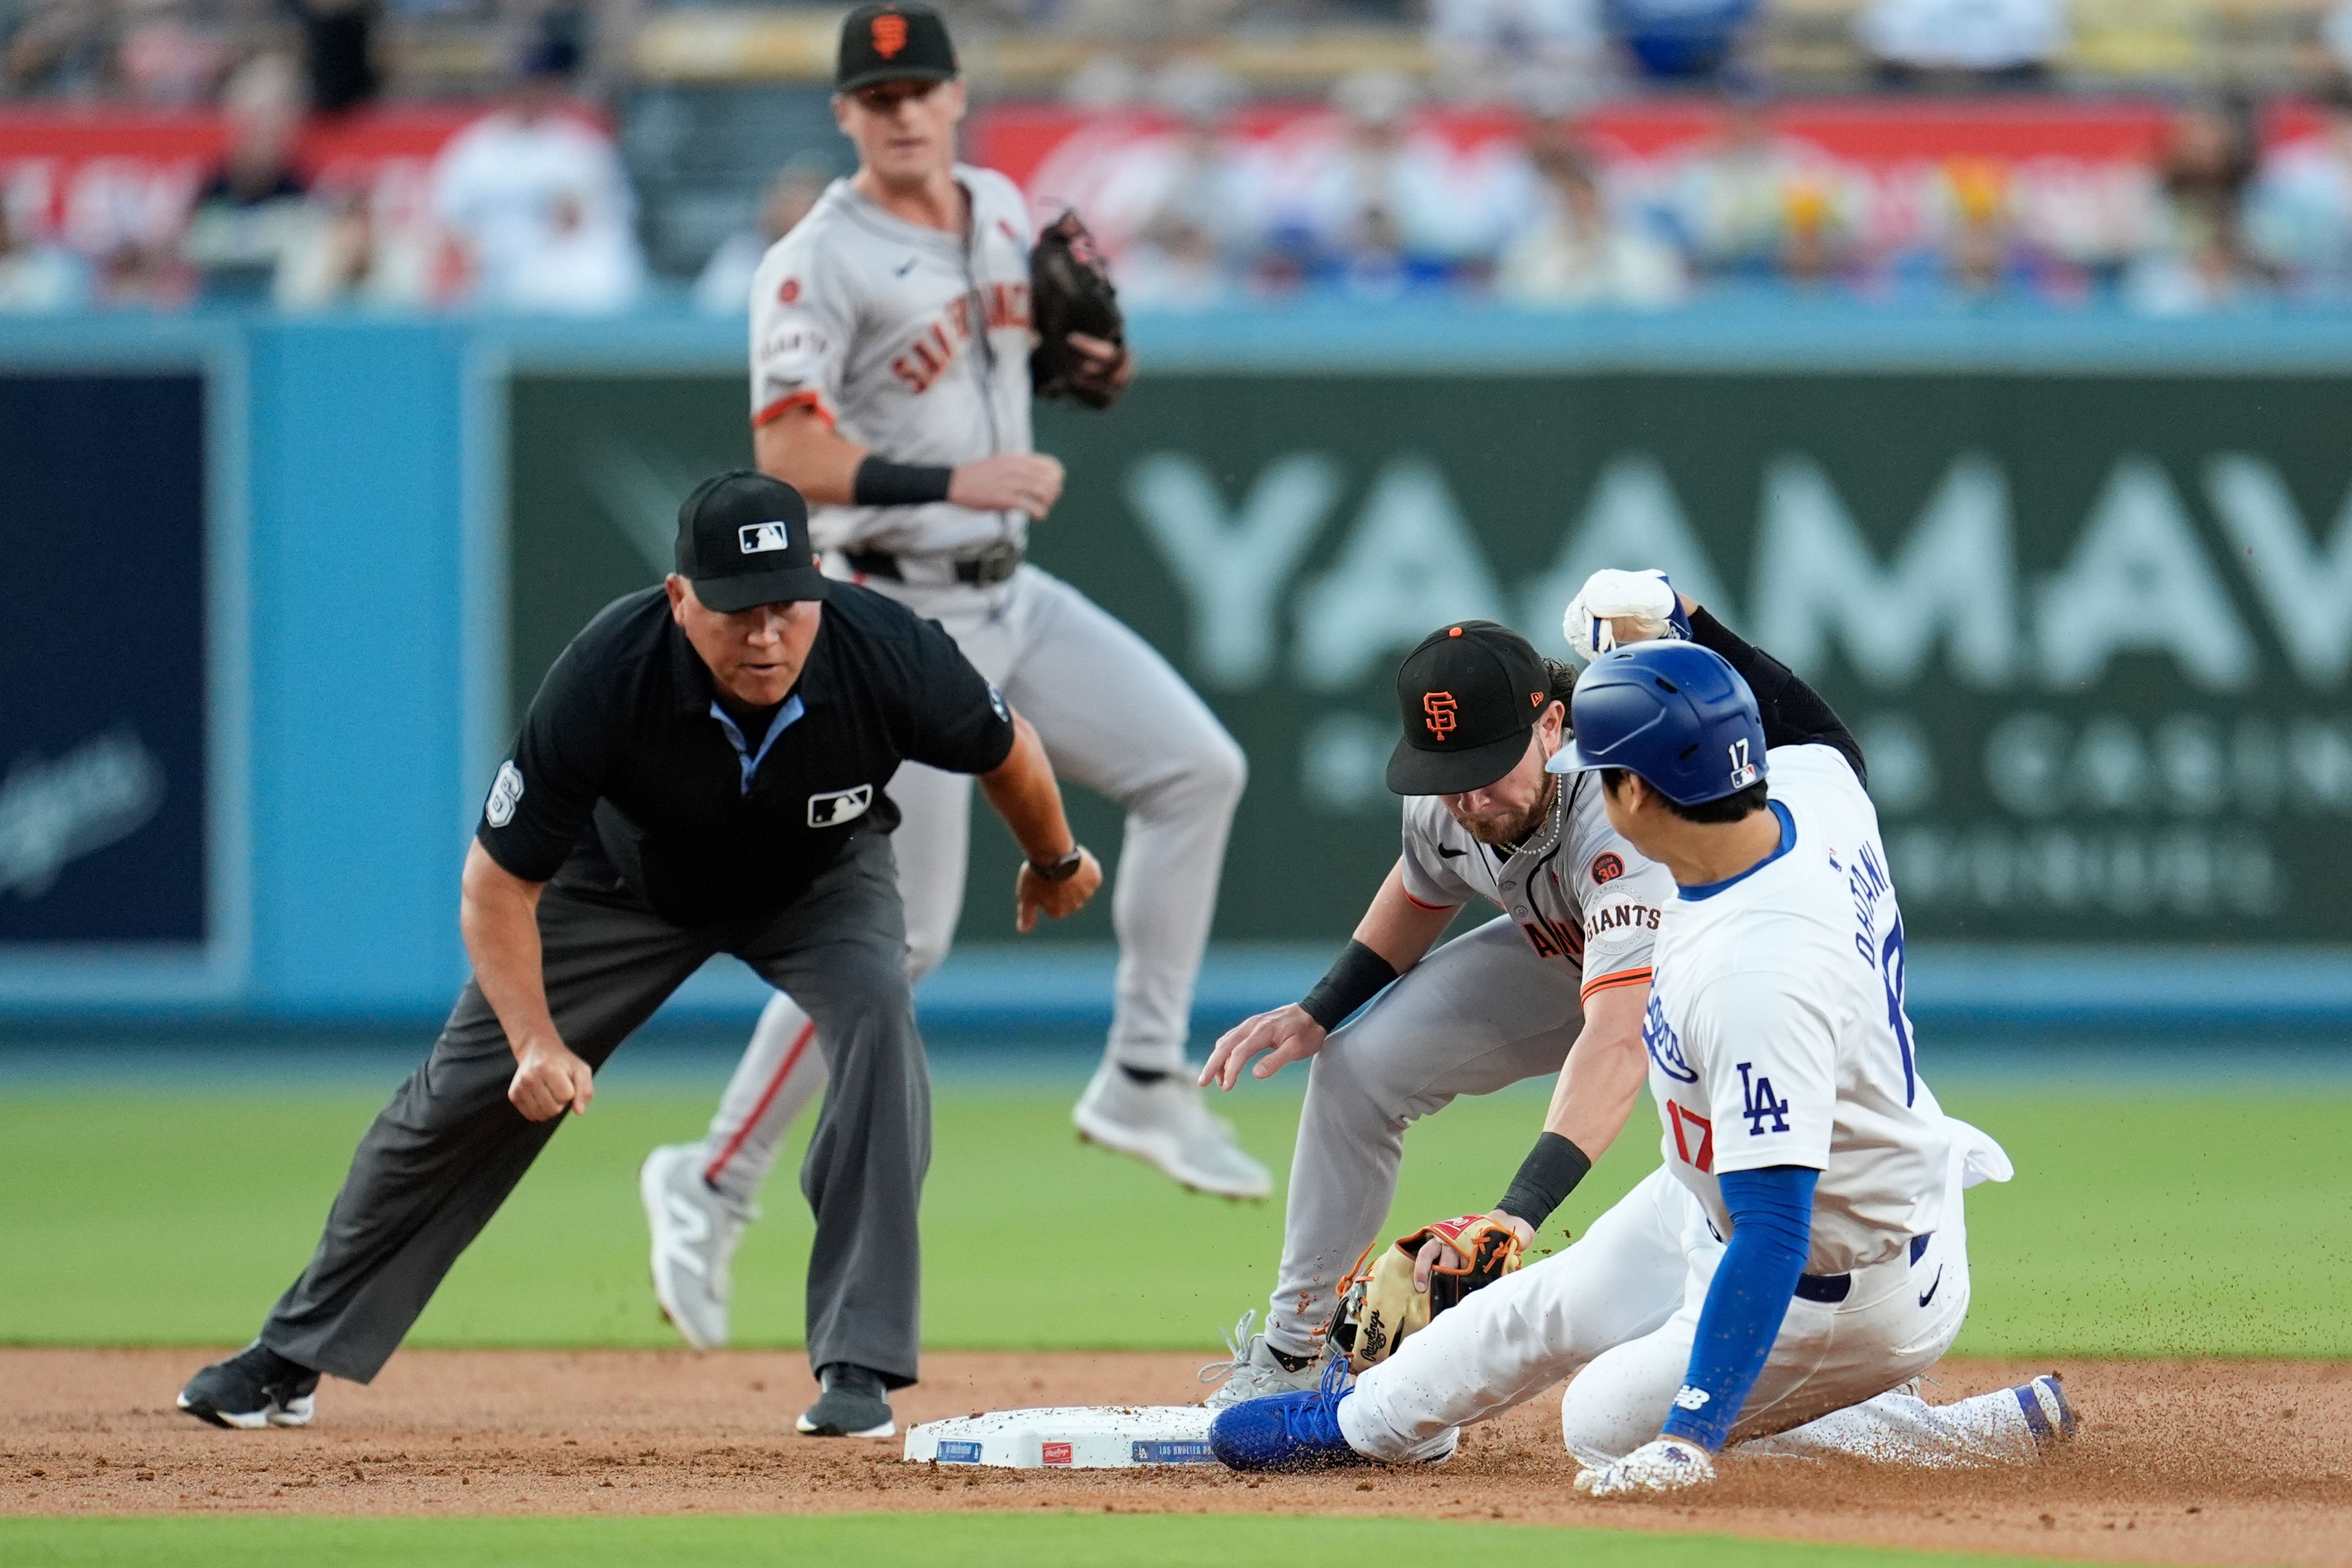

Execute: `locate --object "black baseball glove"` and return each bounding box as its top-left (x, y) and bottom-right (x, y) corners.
top-left (1029, 209), bottom-right (1128, 410)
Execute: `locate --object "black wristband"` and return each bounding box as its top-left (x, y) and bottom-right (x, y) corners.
top-left (1495, 1133), bottom-right (1593, 1232)
top-left (853, 456), bottom-right (954, 508)
top-left (1298, 940), bottom-right (1398, 1031)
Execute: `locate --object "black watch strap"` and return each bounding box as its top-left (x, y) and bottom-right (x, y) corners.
top-left (1028, 846), bottom-right (1084, 882)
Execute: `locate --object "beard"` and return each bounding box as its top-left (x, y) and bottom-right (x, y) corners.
top-left (1452, 775), bottom-right (1558, 847)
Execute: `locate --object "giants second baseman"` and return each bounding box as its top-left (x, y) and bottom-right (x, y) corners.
top-left (1197, 617), bottom-right (1672, 1406)
top-left (638, 1), bottom-right (1268, 1352)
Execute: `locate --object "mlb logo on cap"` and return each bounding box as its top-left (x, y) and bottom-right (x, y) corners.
top-left (675, 470), bottom-right (827, 613)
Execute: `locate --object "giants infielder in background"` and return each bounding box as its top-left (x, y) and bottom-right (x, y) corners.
top-left (1197, 620), bottom-right (1673, 1406)
top-left (639, 1), bottom-right (1267, 1351)
top-left (1210, 575), bottom-right (2076, 1484)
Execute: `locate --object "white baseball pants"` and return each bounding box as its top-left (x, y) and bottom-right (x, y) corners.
top-left (1342, 1126), bottom-right (2044, 1469)
top-left (1264, 914), bottom-right (1586, 1359)
top-left (695, 564), bottom-right (1248, 1199)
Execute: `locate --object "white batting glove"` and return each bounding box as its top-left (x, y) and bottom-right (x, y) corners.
top-left (1562, 568), bottom-right (1689, 663)
top-left (1573, 1436), bottom-right (1717, 1499)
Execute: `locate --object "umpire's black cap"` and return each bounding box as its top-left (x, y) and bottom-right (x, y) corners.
top-left (837, 3), bottom-right (958, 94)
top-left (1386, 621), bottom-right (1553, 796)
top-left (674, 471), bottom-right (828, 613)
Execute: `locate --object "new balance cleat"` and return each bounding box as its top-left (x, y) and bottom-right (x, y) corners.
top-left (1208, 1362), bottom-right (1368, 1472)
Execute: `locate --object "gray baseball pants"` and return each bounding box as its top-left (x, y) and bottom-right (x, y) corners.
top-left (258, 831), bottom-right (932, 1387)
top-left (1262, 914), bottom-right (1587, 1360)
top-left (695, 564), bottom-right (1248, 1201)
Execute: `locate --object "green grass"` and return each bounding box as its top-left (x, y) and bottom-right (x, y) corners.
top-left (0, 1512), bottom-right (2069, 1567)
top-left (1, 1071), bottom-right (2345, 1357)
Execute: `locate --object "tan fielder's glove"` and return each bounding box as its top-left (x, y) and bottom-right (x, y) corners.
top-left (1331, 1214), bottom-right (1526, 1373)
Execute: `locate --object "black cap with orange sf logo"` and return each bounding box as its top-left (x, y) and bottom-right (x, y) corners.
top-left (1385, 620), bottom-right (1555, 796)
top-left (837, 2), bottom-right (959, 93)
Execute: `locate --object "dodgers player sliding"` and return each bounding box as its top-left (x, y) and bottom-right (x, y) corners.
top-left (639, 1), bottom-right (1266, 1352)
top-left (1197, 620), bottom-right (1673, 1406)
top-left (1210, 573), bottom-right (2078, 1487)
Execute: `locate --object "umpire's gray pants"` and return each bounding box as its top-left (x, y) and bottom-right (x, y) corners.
top-left (1263, 915), bottom-right (1586, 1360)
top-left (258, 831), bottom-right (929, 1388)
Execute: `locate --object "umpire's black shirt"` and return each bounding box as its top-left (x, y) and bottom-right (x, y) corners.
top-left (477, 583), bottom-right (1016, 927)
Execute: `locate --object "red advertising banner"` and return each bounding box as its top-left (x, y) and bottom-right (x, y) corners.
top-left (968, 98), bottom-right (2321, 266)
top-left (2, 106), bottom-right (486, 250)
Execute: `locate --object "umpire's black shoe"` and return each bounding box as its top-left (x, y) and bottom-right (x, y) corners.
top-left (796, 1363), bottom-right (894, 1438)
top-left (178, 1341), bottom-right (321, 1430)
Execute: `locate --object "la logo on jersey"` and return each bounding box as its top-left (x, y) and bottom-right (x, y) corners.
top-left (1737, 1061), bottom-right (1791, 1136)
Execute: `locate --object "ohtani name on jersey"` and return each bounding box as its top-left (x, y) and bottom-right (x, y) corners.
top-left (891, 284), bottom-right (1033, 393)
top-left (1585, 902), bottom-right (1661, 939)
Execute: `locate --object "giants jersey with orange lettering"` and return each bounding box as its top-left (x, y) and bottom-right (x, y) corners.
top-left (1396, 773), bottom-right (1672, 1004)
top-left (747, 164), bottom-right (1036, 557)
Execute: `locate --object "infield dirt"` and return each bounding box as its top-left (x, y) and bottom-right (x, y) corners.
top-left (5, 1349), bottom-right (2346, 1566)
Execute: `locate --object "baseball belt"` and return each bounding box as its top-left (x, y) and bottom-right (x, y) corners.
top-left (843, 540), bottom-right (1024, 587)
top-left (1792, 1232), bottom-right (1936, 1304)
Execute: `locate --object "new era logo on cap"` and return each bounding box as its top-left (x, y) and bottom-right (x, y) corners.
top-left (739, 522), bottom-right (793, 555)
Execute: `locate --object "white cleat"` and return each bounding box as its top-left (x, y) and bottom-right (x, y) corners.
top-left (1072, 1062), bottom-right (1273, 1200)
top-left (640, 1143), bottom-right (755, 1352)
top-left (1199, 1310), bottom-right (1330, 1409)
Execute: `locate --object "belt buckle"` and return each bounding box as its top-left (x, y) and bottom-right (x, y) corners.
top-left (967, 538), bottom-right (1023, 586)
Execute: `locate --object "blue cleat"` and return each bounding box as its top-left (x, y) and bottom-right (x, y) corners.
top-left (1209, 1361), bottom-right (1370, 1472)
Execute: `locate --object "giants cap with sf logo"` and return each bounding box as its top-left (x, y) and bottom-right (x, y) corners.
top-left (1385, 620), bottom-right (1554, 796)
top-left (674, 470), bottom-right (828, 612)
top-left (837, 3), bottom-right (958, 94)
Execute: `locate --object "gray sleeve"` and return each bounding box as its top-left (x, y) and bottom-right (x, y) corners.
top-left (1398, 799), bottom-right (1474, 910)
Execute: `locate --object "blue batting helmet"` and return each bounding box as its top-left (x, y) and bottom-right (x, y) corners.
top-left (1546, 642), bottom-right (1766, 805)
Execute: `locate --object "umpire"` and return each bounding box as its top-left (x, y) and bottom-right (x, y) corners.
top-left (177, 470), bottom-right (1101, 1439)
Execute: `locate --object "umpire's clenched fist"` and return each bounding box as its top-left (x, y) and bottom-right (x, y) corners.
top-left (509, 1033), bottom-right (596, 1120)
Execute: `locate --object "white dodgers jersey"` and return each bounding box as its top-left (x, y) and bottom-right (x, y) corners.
top-left (747, 165), bottom-right (1037, 557)
top-left (1641, 743), bottom-right (1951, 1275)
top-left (1398, 771), bottom-right (1672, 1002)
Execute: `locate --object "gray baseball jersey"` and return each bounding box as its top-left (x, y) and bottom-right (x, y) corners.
top-left (1398, 772), bottom-right (1672, 1001)
top-left (748, 165), bottom-right (1036, 557)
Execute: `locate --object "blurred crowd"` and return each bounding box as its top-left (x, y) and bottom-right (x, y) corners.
top-left (10, 1), bottom-right (2352, 313)
top-left (1099, 70), bottom-right (2352, 313)
top-left (0, 12), bottom-right (650, 311)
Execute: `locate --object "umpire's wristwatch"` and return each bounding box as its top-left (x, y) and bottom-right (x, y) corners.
top-left (1027, 845), bottom-right (1085, 883)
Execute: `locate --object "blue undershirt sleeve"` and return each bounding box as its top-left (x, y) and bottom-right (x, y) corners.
top-left (1659, 1165), bottom-right (1819, 1452)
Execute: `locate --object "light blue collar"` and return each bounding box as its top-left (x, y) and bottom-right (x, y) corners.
top-left (709, 694), bottom-right (805, 795)
top-left (1677, 799), bottom-right (1796, 902)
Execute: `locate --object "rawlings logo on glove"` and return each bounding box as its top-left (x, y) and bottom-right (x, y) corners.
top-left (1330, 1215), bottom-right (1526, 1373)
top-left (1562, 568), bottom-right (1692, 664)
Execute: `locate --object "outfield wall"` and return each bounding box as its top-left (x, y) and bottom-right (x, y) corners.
top-left (5, 304), bottom-right (2351, 1032)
